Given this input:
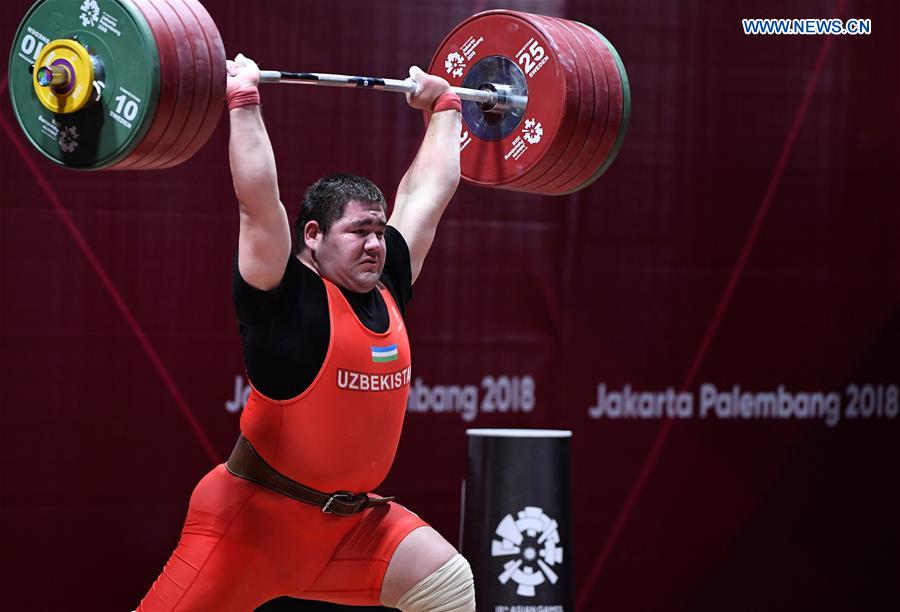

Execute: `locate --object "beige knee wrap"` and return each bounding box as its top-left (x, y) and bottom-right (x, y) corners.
top-left (394, 553), bottom-right (476, 612)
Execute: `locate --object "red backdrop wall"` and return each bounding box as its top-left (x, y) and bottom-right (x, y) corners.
top-left (1, 1), bottom-right (897, 610)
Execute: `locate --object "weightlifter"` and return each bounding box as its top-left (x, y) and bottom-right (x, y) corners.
top-left (138, 54), bottom-right (474, 611)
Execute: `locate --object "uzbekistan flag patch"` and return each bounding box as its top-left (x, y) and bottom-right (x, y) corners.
top-left (371, 344), bottom-right (399, 363)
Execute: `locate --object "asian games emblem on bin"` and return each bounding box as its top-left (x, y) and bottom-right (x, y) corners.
top-left (491, 506), bottom-right (564, 597)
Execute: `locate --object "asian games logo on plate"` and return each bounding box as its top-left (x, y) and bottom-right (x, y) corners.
top-left (80, 0), bottom-right (100, 27)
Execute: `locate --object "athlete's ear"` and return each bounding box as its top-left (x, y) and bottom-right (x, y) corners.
top-left (304, 220), bottom-right (322, 253)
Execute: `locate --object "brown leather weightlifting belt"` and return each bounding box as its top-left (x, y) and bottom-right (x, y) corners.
top-left (225, 435), bottom-right (394, 516)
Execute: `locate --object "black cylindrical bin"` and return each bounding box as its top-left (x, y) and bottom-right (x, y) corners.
top-left (462, 429), bottom-right (573, 611)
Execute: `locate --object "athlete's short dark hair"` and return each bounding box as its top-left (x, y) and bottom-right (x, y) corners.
top-left (294, 174), bottom-right (387, 253)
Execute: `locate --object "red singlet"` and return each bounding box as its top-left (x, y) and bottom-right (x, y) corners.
top-left (241, 279), bottom-right (412, 493)
top-left (138, 278), bottom-right (425, 610)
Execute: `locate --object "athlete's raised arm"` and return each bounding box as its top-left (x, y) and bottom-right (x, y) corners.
top-left (228, 53), bottom-right (292, 291)
top-left (388, 66), bottom-right (462, 284)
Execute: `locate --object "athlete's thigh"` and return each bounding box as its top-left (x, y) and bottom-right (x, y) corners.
top-left (138, 465), bottom-right (349, 611)
top-left (138, 466), bottom-right (280, 610)
top-left (138, 525), bottom-right (283, 611)
top-left (295, 502), bottom-right (431, 607)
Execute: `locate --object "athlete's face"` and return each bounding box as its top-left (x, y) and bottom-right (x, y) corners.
top-left (310, 200), bottom-right (387, 293)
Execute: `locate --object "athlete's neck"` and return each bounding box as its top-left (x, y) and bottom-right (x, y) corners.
top-left (297, 251), bottom-right (319, 276)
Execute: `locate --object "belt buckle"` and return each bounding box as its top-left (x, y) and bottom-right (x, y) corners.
top-left (322, 491), bottom-right (361, 516)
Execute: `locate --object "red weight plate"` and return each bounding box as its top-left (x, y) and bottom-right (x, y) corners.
top-left (510, 14), bottom-right (594, 194)
top-left (160, 0), bottom-right (226, 169)
top-left (429, 10), bottom-right (576, 188)
top-left (113, 0), bottom-right (187, 169)
top-left (562, 28), bottom-right (629, 194)
top-left (148, 0), bottom-right (213, 169)
top-left (557, 22), bottom-right (624, 194)
top-left (492, 13), bottom-right (582, 193)
top-left (525, 18), bottom-right (610, 194)
top-left (108, 0), bottom-right (179, 170)
top-left (129, 0), bottom-right (199, 170)
top-left (496, 12), bottom-right (584, 193)
top-left (118, 0), bottom-right (196, 170)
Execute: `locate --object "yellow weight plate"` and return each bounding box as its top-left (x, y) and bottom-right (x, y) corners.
top-left (32, 38), bottom-right (95, 114)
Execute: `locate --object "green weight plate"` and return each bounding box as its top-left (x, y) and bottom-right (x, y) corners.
top-left (8, 0), bottom-right (160, 170)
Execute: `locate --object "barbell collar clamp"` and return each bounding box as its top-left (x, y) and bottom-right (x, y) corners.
top-left (477, 83), bottom-right (527, 114)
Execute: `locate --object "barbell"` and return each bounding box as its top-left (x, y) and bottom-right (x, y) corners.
top-left (8, 0), bottom-right (630, 196)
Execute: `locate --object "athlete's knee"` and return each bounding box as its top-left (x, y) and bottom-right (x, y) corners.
top-left (394, 553), bottom-right (475, 612)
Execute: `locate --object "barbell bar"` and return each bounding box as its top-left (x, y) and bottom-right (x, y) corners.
top-left (8, 0), bottom-right (630, 195)
top-left (257, 71), bottom-right (528, 114)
